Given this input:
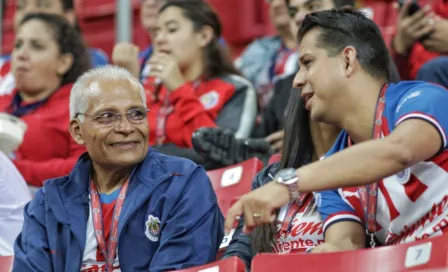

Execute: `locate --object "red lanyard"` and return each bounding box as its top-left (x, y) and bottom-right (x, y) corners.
top-left (348, 84), bottom-right (388, 248)
top-left (90, 179), bottom-right (129, 272)
top-left (155, 93), bottom-right (174, 145)
top-left (279, 193), bottom-right (309, 244)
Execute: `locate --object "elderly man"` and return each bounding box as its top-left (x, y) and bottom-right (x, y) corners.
top-left (13, 65), bottom-right (224, 272)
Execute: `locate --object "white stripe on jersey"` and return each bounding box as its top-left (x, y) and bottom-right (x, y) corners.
top-left (341, 150), bottom-right (448, 245)
top-left (323, 212), bottom-right (362, 233)
top-left (396, 112), bottom-right (447, 148)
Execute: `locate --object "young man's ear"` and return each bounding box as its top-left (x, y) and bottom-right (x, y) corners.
top-left (340, 46), bottom-right (357, 78)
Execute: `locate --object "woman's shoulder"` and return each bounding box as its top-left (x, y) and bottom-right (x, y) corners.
top-left (252, 162), bottom-right (281, 190)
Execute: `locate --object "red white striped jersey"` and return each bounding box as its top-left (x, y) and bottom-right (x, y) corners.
top-left (318, 81), bottom-right (448, 245)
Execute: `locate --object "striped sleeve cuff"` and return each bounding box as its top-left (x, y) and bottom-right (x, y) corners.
top-left (323, 211), bottom-right (363, 234)
top-left (396, 112), bottom-right (447, 148)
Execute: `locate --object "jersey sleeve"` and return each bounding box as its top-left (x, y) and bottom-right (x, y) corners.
top-left (317, 189), bottom-right (363, 235)
top-left (394, 84), bottom-right (448, 149)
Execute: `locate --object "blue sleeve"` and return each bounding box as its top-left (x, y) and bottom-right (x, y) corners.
top-left (13, 189), bottom-right (52, 272)
top-left (394, 84), bottom-right (448, 149)
top-left (317, 189), bottom-right (362, 235)
top-left (149, 167), bottom-right (224, 272)
top-left (89, 48), bottom-right (109, 67)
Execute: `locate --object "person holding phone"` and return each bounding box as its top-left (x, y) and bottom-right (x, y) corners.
top-left (392, 0), bottom-right (448, 87)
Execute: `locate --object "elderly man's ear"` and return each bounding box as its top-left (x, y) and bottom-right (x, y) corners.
top-left (69, 119), bottom-right (85, 145)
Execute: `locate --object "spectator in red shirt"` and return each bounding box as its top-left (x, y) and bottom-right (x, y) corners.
top-left (0, 13), bottom-right (90, 187)
top-left (0, 0), bottom-right (108, 96)
top-left (392, 0), bottom-right (448, 86)
top-left (114, 0), bottom-right (257, 154)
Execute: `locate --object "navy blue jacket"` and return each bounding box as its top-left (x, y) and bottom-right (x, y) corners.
top-left (13, 149), bottom-right (224, 271)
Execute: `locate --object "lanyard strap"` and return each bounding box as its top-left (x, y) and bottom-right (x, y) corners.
top-left (280, 193), bottom-right (309, 236)
top-left (90, 179), bottom-right (129, 272)
top-left (348, 84), bottom-right (388, 247)
top-left (278, 193), bottom-right (309, 253)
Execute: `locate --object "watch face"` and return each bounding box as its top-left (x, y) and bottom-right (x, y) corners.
top-left (276, 168), bottom-right (297, 181)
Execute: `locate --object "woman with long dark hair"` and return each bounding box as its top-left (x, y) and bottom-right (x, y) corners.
top-left (222, 86), bottom-right (340, 269)
top-left (137, 0), bottom-right (257, 149)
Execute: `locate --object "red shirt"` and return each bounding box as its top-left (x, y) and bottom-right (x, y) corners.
top-left (95, 201), bottom-right (116, 262)
top-left (0, 84), bottom-right (86, 187)
top-left (144, 77), bottom-right (237, 148)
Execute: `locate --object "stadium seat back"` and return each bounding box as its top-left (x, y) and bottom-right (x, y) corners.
top-left (172, 256), bottom-right (245, 272)
top-left (207, 158), bottom-right (263, 216)
top-left (252, 234), bottom-right (448, 272)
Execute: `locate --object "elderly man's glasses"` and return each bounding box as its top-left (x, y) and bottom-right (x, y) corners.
top-left (76, 108), bottom-right (150, 126)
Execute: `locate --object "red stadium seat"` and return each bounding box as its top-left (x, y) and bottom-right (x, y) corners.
top-left (252, 233), bottom-right (448, 272)
top-left (268, 153), bottom-right (281, 165)
top-left (207, 158), bottom-right (263, 256)
top-left (207, 158), bottom-right (263, 216)
top-left (0, 256), bottom-right (13, 272)
top-left (172, 257), bottom-right (245, 272)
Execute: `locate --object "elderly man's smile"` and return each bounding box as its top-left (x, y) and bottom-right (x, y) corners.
top-left (109, 140), bottom-right (140, 150)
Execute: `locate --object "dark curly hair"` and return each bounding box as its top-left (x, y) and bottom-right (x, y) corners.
top-left (19, 13), bottom-right (91, 86)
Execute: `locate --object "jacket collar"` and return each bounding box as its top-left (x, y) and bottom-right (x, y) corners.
top-left (45, 148), bottom-right (173, 247)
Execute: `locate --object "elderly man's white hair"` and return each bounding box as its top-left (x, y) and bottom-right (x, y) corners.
top-left (70, 65), bottom-right (146, 122)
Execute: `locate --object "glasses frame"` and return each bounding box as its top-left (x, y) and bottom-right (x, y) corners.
top-left (75, 108), bottom-right (150, 126)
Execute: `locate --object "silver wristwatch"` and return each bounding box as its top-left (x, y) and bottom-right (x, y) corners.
top-left (274, 168), bottom-right (300, 201)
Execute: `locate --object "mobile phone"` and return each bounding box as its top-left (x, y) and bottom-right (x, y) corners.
top-left (398, 0), bottom-right (421, 16)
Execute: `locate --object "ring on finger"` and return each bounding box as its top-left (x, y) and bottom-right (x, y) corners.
top-left (253, 212), bottom-right (262, 218)
top-left (157, 64), bottom-right (163, 71)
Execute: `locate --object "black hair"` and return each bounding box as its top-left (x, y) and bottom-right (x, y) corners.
top-left (20, 13), bottom-right (90, 86)
top-left (298, 8), bottom-right (390, 81)
top-left (250, 86), bottom-right (318, 254)
top-left (159, 0), bottom-right (241, 79)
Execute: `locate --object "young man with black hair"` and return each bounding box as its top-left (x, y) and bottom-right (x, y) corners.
top-left (225, 8), bottom-right (448, 253)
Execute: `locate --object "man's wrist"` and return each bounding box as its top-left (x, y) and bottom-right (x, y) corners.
top-left (274, 168), bottom-right (300, 200)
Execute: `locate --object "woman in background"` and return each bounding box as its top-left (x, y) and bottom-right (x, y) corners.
top-left (114, 0), bottom-right (257, 150)
top-left (0, 13), bottom-right (90, 187)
